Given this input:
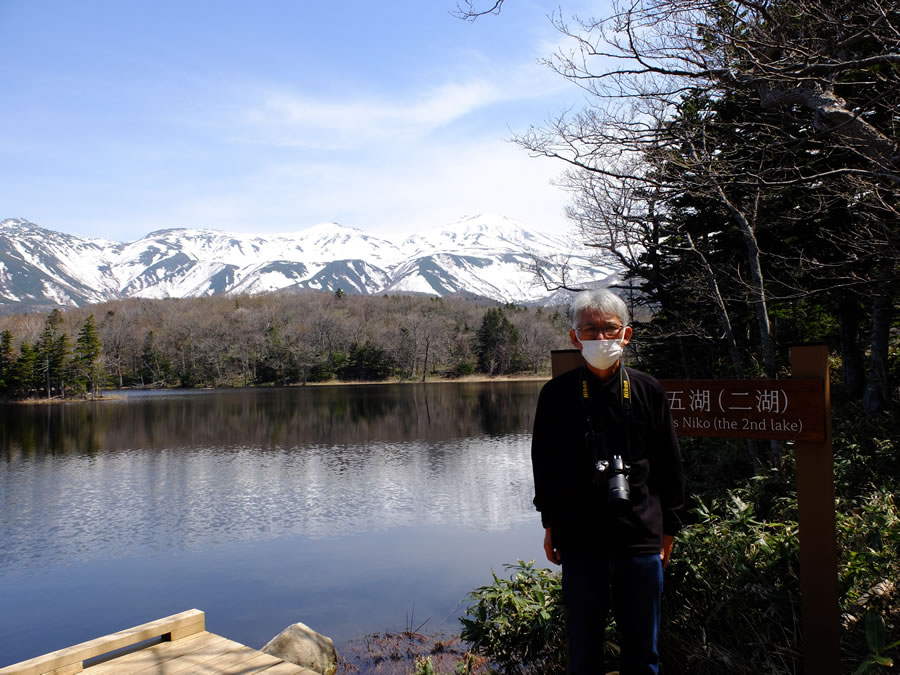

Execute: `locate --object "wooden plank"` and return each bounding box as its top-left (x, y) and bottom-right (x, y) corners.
top-left (0, 610), bottom-right (205, 675)
top-left (85, 633), bottom-right (312, 674)
top-left (212, 652), bottom-right (288, 673)
top-left (82, 631), bottom-right (222, 674)
top-left (43, 665), bottom-right (83, 675)
top-left (188, 645), bottom-right (282, 673)
top-left (146, 638), bottom-right (251, 674)
top-left (0, 611), bottom-right (317, 675)
top-left (168, 623), bottom-right (207, 642)
top-left (257, 662), bottom-right (319, 674)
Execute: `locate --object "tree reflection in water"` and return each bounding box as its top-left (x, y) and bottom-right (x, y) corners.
top-left (1, 381), bottom-right (541, 457)
top-left (0, 381), bottom-right (549, 667)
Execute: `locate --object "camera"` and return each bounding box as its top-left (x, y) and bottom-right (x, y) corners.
top-left (594, 455), bottom-right (631, 505)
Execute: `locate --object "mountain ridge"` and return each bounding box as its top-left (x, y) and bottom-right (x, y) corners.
top-left (0, 215), bottom-right (620, 310)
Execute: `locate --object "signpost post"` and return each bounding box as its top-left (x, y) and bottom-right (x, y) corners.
top-left (550, 344), bottom-right (838, 673)
top-left (789, 344), bottom-right (840, 674)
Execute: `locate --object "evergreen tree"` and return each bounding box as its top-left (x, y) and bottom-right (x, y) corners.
top-left (35, 310), bottom-right (70, 399)
top-left (11, 342), bottom-right (38, 398)
top-left (72, 315), bottom-right (104, 399)
top-left (475, 308), bottom-right (522, 375)
top-left (339, 341), bottom-right (394, 381)
top-left (0, 329), bottom-right (13, 395)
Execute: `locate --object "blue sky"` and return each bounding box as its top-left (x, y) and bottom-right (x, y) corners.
top-left (0, 0), bottom-right (601, 242)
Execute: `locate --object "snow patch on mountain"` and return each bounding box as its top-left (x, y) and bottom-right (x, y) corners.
top-left (402, 214), bottom-right (568, 257)
top-left (0, 215), bottom-right (620, 308)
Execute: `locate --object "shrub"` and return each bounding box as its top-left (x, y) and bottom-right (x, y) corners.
top-left (661, 488), bottom-right (803, 673)
top-left (459, 561), bottom-right (569, 674)
top-left (661, 477), bottom-right (898, 672)
top-left (458, 400), bottom-right (899, 674)
top-left (459, 482), bottom-right (897, 674)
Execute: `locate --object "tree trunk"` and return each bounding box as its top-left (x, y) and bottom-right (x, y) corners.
top-left (685, 231), bottom-right (745, 378)
top-left (723, 195), bottom-right (776, 378)
top-left (421, 341), bottom-right (430, 383)
top-left (863, 263), bottom-right (895, 414)
top-left (838, 296), bottom-right (866, 399)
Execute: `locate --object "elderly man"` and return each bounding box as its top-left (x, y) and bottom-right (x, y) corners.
top-left (531, 288), bottom-right (685, 674)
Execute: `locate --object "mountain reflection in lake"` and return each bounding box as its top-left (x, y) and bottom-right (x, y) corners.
top-left (0, 382), bottom-right (549, 667)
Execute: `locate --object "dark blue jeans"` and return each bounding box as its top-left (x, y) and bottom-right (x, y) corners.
top-left (561, 550), bottom-right (663, 675)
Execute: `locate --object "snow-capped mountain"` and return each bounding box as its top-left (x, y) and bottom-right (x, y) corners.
top-left (0, 215), bottom-right (621, 310)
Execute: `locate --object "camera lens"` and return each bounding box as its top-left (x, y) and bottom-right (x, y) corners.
top-left (608, 474), bottom-right (630, 503)
top-left (607, 455), bottom-right (630, 504)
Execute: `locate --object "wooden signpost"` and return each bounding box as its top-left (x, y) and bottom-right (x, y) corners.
top-left (661, 378), bottom-right (825, 441)
top-left (550, 344), bottom-right (839, 674)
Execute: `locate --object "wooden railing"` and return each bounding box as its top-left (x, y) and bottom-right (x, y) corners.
top-left (0, 609), bottom-right (206, 675)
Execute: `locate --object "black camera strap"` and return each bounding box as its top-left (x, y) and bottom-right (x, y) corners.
top-left (580, 364), bottom-right (633, 464)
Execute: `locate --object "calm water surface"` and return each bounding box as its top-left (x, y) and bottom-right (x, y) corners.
top-left (0, 382), bottom-right (549, 666)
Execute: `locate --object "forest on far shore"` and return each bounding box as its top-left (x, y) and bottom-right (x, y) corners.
top-left (0, 291), bottom-right (574, 399)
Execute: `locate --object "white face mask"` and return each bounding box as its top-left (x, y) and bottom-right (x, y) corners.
top-left (580, 335), bottom-right (626, 370)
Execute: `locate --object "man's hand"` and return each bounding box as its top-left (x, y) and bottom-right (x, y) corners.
top-left (544, 528), bottom-right (561, 565)
top-left (660, 533), bottom-right (674, 568)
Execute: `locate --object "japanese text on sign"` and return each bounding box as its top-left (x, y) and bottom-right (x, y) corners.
top-left (660, 379), bottom-right (825, 441)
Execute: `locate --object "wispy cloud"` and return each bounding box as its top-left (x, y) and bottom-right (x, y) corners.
top-left (237, 60), bottom-right (572, 151)
top-left (251, 81), bottom-right (498, 139)
top-left (1, 0), bottom-right (593, 240)
top-left (148, 56), bottom-right (583, 238)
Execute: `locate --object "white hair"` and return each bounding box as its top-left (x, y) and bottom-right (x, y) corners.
top-left (570, 289), bottom-right (630, 328)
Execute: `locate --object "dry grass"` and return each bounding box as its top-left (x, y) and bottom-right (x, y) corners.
top-left (339, 631), bottom-right (488, 674)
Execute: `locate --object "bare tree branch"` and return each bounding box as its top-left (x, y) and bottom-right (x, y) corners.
top-left (452, 0), bottom-right (505, 21)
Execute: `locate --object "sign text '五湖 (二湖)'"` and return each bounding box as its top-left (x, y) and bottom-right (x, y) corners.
top-left (660, 379), bottom-right (825, 441)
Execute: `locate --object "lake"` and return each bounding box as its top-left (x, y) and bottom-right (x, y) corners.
top-left (0, 381), bottom-right (549, 667)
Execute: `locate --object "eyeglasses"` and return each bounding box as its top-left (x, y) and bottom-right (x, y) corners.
top-left (575, 323), bottom-right (624, 341)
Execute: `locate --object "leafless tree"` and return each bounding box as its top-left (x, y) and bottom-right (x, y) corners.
top-left (98, 306), bottom-right (135, 388)
top-left (471, 0), bottom-right (898, 396)
top-left (535, 0), bottom-right (899, 176)
top-left (510, 308), bottom-right (567, 374)
top-left (524, 251), bottom-right (585, 294)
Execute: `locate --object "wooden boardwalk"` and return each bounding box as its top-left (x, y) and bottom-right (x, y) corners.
top-left (0, 610), bottom-right (319, 675)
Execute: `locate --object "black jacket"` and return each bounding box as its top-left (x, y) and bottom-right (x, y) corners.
top-left (531, 364), bottom-right (685, 555)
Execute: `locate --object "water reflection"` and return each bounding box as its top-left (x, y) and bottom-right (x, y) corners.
top-left (1, 383), bottom-right (543, 566)
top-left (0, 381), bottom-right (548, 666)
top-left (0, 382), bottom-right (540, 458)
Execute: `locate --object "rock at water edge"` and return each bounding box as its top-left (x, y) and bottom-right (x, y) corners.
top-left (261, 622), bottom-right (337, 675)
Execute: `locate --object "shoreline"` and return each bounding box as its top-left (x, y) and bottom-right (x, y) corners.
top-left (303, 373), bottom-right (550, 386)
top-left (8, 373), bottom-right (552, 405)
